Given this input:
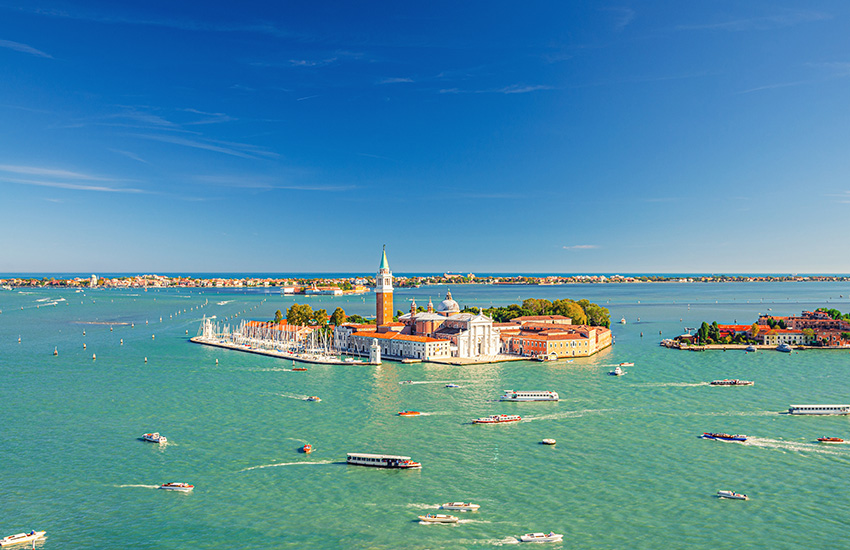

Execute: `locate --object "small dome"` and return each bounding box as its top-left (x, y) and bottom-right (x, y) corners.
top-left (436, 290), bottom-right (460, 313)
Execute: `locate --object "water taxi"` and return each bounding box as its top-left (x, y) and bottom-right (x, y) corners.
top-left (398, 410), bottom-right (421, 416)
top-left (291, 367), bottom-right (308, 371)
top-left (301, 444), bottom-right (313, 453)
top-left (440, 502), bottom-right (480, 511)
top-left (159, 482), bottom-right (194, 492)
top-left (305, 396), bottom-right (321, 402)
top-left (618, 362), bottom-right (634, 367)
top-left (541, 438), bottom-right (556, 445)
top-left (700, 432), bottom-right (748, 442)
top-left (789, 405), bottom-right (850, 415)
top-left (710, 379), bottom-right (754, 386)
top-left (717, 490), bottom-right (748, 500)
top-left (418, 513), bottom-right (458, 523)
top-left (142, 432), bottom-right (167, 443)
top-left (346, 453), bottom-right (421, 469)
top-left (609, 366), bottom-right (626, 376)
top-left (817, 437), bottom-right (844, 443)
top-left (776, 343), bottom-right (793, 353)
top-left (500, 390), bottom-right (559, 402)
top-left (473, 414), bottom-right (522, 424)
top-left (445, 384), bottom-right (460, 388)
top-left (1, 531), bottom-right (46, 547)
top-left (520, 532), bottom-right (563, 543)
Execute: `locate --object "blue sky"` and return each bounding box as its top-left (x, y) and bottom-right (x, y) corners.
top-left (1, 1), bottom-right (849, 274)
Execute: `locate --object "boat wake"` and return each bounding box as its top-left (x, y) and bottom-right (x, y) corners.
top-left (744, 437), bottom-right (848, 456)
top-left (402, 380), bottom-right (456, 385)
top-left (488, 536), bottom-right (521, 545)
top-left (217, 301), bottom-right (234, 305)
top-left (116, 484), bottom-right (161, 489)
top-left (239, 460), bottom-right (336, 472)
top-left (634, 382), bottom-right (709, 388)
top-left (279, 393), bottom-right (310, 401)
top-left (526, 408), bottom-right (616, 421)
top-left (406, 503), bottom-right (439, 510)
top-left (457, 519), bottom-right (491, 524)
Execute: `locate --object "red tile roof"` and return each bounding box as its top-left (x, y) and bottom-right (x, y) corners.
top-left (353, 331), bottom-right (443, 343)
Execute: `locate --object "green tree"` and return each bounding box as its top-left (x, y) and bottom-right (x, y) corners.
top-left (584, 303), bottom-right (611, 328)
top-left (346, 314), bottom-right (368, 324)
top-left (551, 299), bottom-right (587, 325)
top-left (750, 323), bottom-right (759, 338)
top-left (273, 309), bottom-right (283, 323)
top-left (286, 303), bottom-right (314, 325)
top-left (522, 298), bottom-right (552, 315)
top-left (778, 319), bottom-right (787, 329)
top-left (313, 308), bottom-right (328, 325)
top-left (330, 307), bottom-right (346, 326)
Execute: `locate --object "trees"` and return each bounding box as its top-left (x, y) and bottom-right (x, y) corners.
top-left (551, 299), bottom-right (587, 325)
top-left (273, 309), bottom-right (283, 323)
top-left (346, 314), bottom-right (368, 324)
top-left (286, 303), bottom-right (314, 325)
top-left (750, 323), bottom-right (759, 338)
top-left (330, 307), bottom-right (346, 326)
top-left (314, 308), bottom-right (329, 326)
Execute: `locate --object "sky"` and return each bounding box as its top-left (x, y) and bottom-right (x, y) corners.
top-left (1, 1), bottom-right (849, 274)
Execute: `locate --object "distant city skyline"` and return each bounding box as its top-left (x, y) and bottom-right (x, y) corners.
top-left (2, 1), bottom-right (850, 273)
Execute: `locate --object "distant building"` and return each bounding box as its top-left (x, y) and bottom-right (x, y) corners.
top-left (498, 321), bottom-right (612, 358)
top-left (90, 274), bottom-right (97, 287)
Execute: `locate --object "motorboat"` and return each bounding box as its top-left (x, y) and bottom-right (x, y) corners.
top-left (400, 380), bottom-right (413, 385)
top-left (445, 384), bottom-right (460, 388)
top-left (618, 362), bottom-right (634, 367)
top-left (541, 438), bottom-right (556, 445)
top-left (534, 352), bottom-right (558, 362)
top-left (609, 366), bottom-right (625, 376)
top-left (440, 502), bottom-right (480, 511)
top-left (301, 444), bottom-right (313, 453)
top-left (398, 410), bottom-right (421, 416)
top-left (700, 432), bottom-right (747, 442)
top-left (520, 532), bottom-right (563, 543)
top-left (817, 437), bottom-right (844, 443)
top-left (1, 531), bottom-right (46, 547)
top-left (717, 490), bottom-right (748, 500)
top-left (745, 345), bottom-right (757, 352)
top-left (418, 513), bottom-right (458, 523)
top-left (620, 318), bottom-right (627, 324)
top-left (305, 396), bottom-right (321, 402)
top-left (776, 343), bottom-right (793, 353)
top-left (710, 379), bottom-right (754, 386)
top-left (291, 367), bottom-right (308, 371)
top-left (159, 482), bottom-right (194, 492)
top-left (142, 432), bottom-right (167, 444)
top-left (473, 414), bottom-right (522, 424)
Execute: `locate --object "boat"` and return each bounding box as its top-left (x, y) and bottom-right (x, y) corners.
top-left (620, 317), bottom-right (626, 324)
top-left (520, 532), bottom-right (563, 543)
top-left (0, 531), bottom-right (46, 547)
top-left (745, 345), bottom-right (757, 352)
top-left (305, 396), bottom-right (322, 402)
top-left (534, 352), bottom-right (558, 362)
top-left (609, 366), bottom-right (626, 376)
top-left (541, 438), bottom-right (556, 445)
top-left (142, 432), bottom-right (167, 443)
top-left (500, 390), bottom-right (559, 402)
top-left (291, 367), bottom-right (308, 371)
top-left (398, 410), bottom-right (421, 416)
top-left (301, 444), bottom-right (313, 453)
top-left (418, 513), bottom-right (458, 523)
top-left (700, 432), bottom-right (748, 442)
top-left (776, 343), bottom-right (793, 353)
top-left (817, 437), bottom-right (844, 443)
top-left (710, 379), bottom-right (754, 386)
top-left (473, 414), bottom-right (522, 424)
top-left (789, 404), bottom-right (850, 415)
top-left (717, 490), bottom-right (748, 500)
top-left (400, 380), bottom-right (413, 385)
top-left (159, 482), bottom-right (194, 491)
top-left (445, 384), bottom-right (460, 388)
top-left (401, 358), bottom-right (421, 364)
top-left (440, 502), bottom-right (480, 511)
top-left (346, 453), bottom-right (421, 469)
top-left (618, 362), bottom-right (634, 367)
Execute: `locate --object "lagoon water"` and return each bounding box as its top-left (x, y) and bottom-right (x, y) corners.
top-left (2, 282), bottom-right (850, 549)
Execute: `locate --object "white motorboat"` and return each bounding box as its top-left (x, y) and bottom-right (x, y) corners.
top-left (1, 531), bottom-right (46, 547)
top-left (142, 432), bottom-right (167, 443)
top-left (440, 502), bottom-right (480, 511)
top-left (619, 318), bottom-right (626, 324)
top-left (160, 482), bottom-right (194, 492)
top-left (418, 513), bottom-right (458, 523)
top-left (520, 532), bottom-right (563, 543)
top-left (717, 490), bottom-right (748, 500)
top-left (609, 366), bottom-right (625, 376)
top-left (541, 438), bottom-right (556, 445)
top-left (445, 384), bottom-right (460, 388)
top-left (305, 396), bottom-right (322, 402)
top-left (618, 362), bottom-right (634, 367)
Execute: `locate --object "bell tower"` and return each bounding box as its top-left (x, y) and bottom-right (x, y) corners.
top-left (375, 245), bottom-right (393, 326)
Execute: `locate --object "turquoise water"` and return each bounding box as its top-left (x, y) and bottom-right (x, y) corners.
top-left (2, 283), bottom-right (850, 549)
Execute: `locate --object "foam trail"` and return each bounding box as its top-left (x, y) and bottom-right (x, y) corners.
top-left (634, 382), bottom-right (709, 388)
top-left (744, 437), bottom-right (847, 456)
top-left (240, 460), bottom-right (334, 472)
top-left (117, 484), bottom-right (160, 489)
top-left (406, 503), bottom-right (439, 510)
top-left (526, 408), bottom-right (616, 422)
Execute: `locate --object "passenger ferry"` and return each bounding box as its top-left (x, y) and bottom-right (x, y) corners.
top-left (346, 453), bottom-right (421, 469)
top-left (789, 404), bottom-right (850, 415)
top-left (710, 379), bottom-right (754, 386)
top-left (159, 482), bottom-right (194, 492)
top-left (500, 390), bottom-right (559, 402)
top-left (473, 414), bottom-right (522, 424)
top-left (700, 432), bottom-right (748, 442)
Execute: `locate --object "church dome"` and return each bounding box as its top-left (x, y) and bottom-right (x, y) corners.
top-left (436, 290), bottom-right (460, 314)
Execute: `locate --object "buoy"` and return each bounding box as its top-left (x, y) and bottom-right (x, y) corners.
top-left (185, 330), bottom-right (188, 335)
top-left (215, 359), bottom-right (219, 364)
top-left (131, 323), bottom-right (134, 327)
top-left (83, 330), bottom-right (86, 336)
top-left (83, 343), bottom-right (86, 349)
top-left (110, 326), bottom-right (113, 332)
top-left (146, 320), bottom-right (148, 325)
top-left (144, 357), bottom-right (147, 363)
top-left (151, 335), bottom-right (155, 340)
top-left (640, 332), bottom-right (643, 338)
top-left (120, 339), bottom-right (123, 345)
top-left (92, 353), bottom-right (96, 360)
top-left (54, 347), bottom-right (58, 356)
top-left (18, 336), bottom-right (21, 343)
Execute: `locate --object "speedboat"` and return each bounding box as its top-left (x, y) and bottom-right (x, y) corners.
top-left (398, 410), bottom-right (421, 416)
top-left (1, 531), bottom-right (46, 547)
top-left (305, 396), bottom-right (321, 402)
top-left (440, 502), bottom-right (480, 511)
top-left (710, 379), bottom-right (754, 386)
top-left (620, 318), bottom-right (626, 324)
top-left (745, 345), bottom-right (757, 352)
top-left (473, 414), bottom-right (522, 424)
top-left (159, 482), bottom-right (194, 492)
top-left (700, 432), bottom-right (747, 442)
top-left (445, 384), bottom-right (460, 388)
top-left (609, 366), bottom-right (625, 376)
top-left (400, 380), bottom-right (413, 385)
top-left (776, 343), bottom-right (793, 353)
top-left (142, 432), bottom-right (167, 444)
top-left (541, 438), bottom-right (556, 445)
top-left (618, 362), bottom-right (634, 367)
top-left (418, 513), bottom-right (458, 523)
top-left (817, 437), bottom-right (844, 443)
top-left (717, 490), bottom-right (748, 500)
top-left (292, 367), bottom-right (308, 371)
top-left (301, 444), bottom-right (313, 453)
top-left (520, 532), bottom-right (563, 543)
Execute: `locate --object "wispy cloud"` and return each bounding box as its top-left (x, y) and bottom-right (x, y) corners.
top-left (440, 84), bottom-right (553, 95)
top-left (194, 174), bottom-right (353, 192)
top-left (735, 80), bottom-right (809, 95)
top-left (288, 57), bottom-right (338, 67)
top-left (296, 95), bottom-right (320, 101)
top-left (0, 164), bottom-right (115, 181)
top-left (808, 62), bottom-right (850, 78)
top-left (603, 7), bottom-right (635, 32)
top-left (563, 245), bottom-right (599, 250)
top-left (108, 148), bottom-right (148, 164)
top-left (378, 77), bottom-right (414, 84)
top-left (0, 164), bottom-right (144, 193)
top-left (0, 38), bottom-right (52, 58)
top-left (676, 10), bottom-right (830, 32)
top-left (179, 108), bottom-right (236, 125)
top-left (130, 134), bottom-right (275, 160)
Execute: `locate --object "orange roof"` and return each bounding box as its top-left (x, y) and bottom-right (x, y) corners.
top-left (717, 325), bottom-right (753, 332)
top-left (353, 331), bottom-right (443, 343)
top-left (511, 315), bottom-right (571, 322)
top-left (383, 322), bottom-right (405, 327)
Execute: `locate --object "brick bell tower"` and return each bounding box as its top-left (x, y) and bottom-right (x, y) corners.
top-left (375, 245), bottom-right (393, 327)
